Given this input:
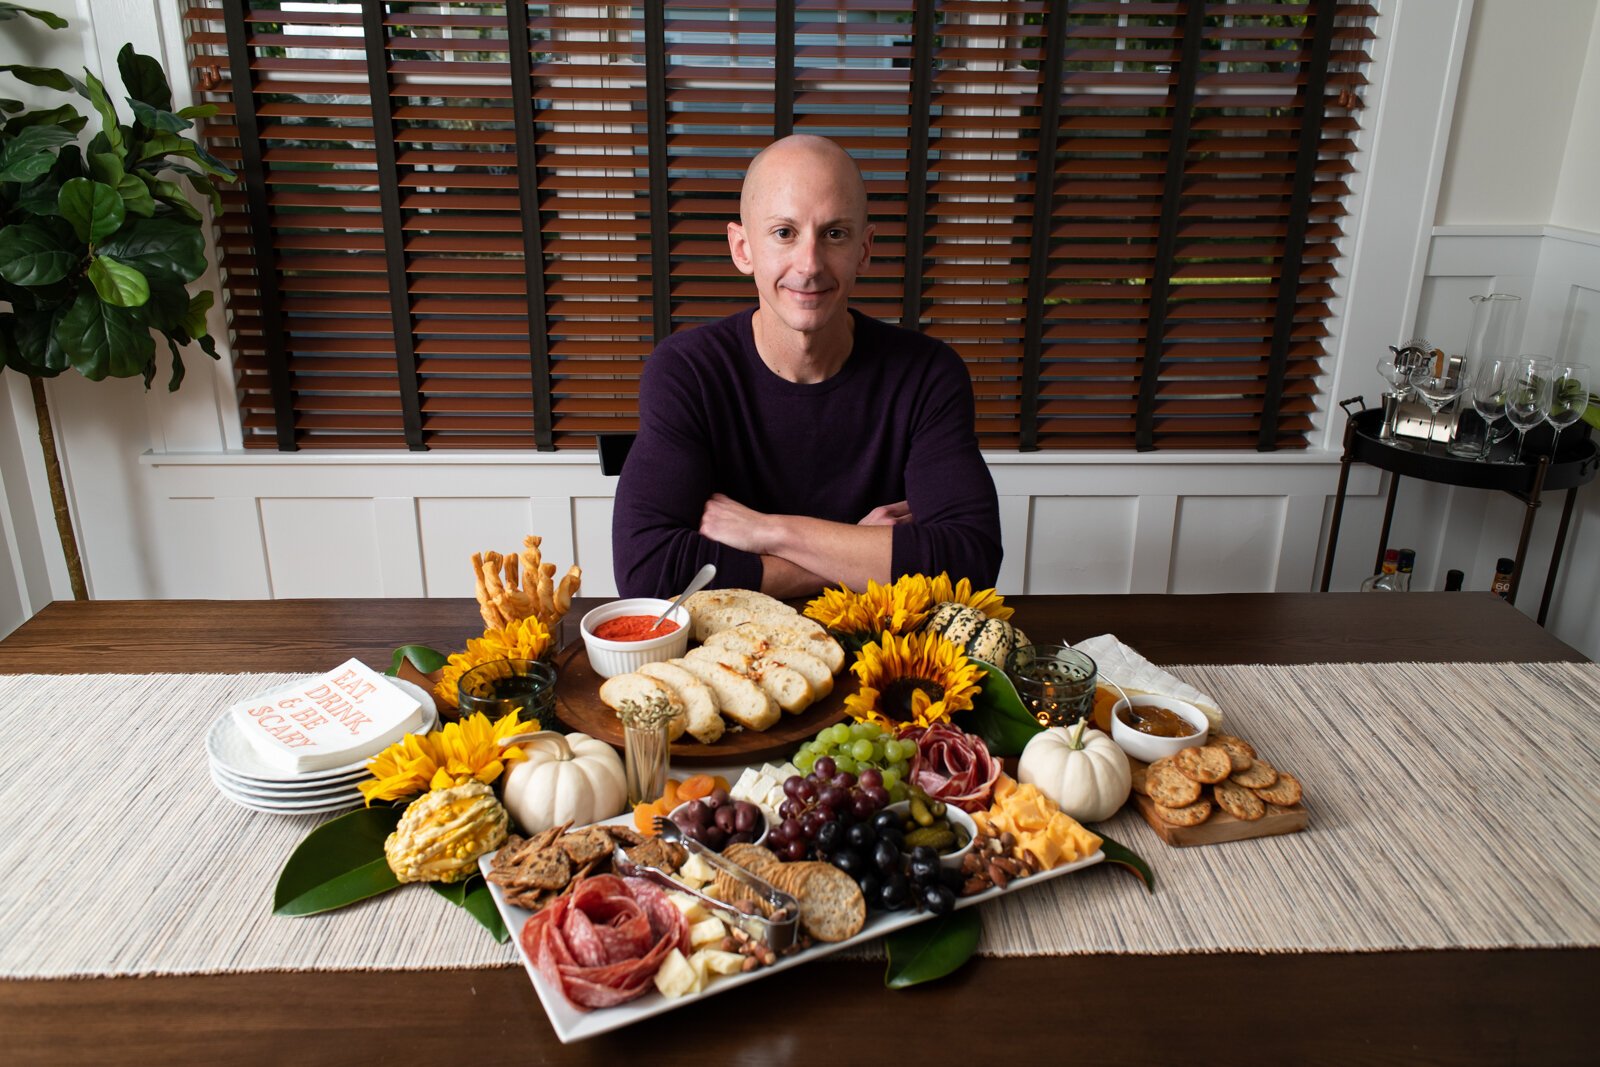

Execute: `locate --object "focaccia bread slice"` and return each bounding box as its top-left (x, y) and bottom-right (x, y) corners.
top-left (685, 645), bottom-right (812, 714)
top-left (731, 620), bottom-right (846, 674)
top-left (597, 672), bottom-right (686, 741)
top-left (634, 660), bottom-right (724, 744)
top-left (704, 628), bottom-right (834, 698)
top-left (671, 656), bottom-right (780, 731)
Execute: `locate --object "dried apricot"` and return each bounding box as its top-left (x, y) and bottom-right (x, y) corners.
top-left (678, 774), bottom-right (715, 800)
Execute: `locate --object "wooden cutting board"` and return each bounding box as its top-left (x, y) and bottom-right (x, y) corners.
top-left (551, 640), bottom-right (852, 765)
top-left (1131, 792), bottom-right (1308, 847)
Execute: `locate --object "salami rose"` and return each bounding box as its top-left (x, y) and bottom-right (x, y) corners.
top-left (520, 873), bottom-right (689, 1011)
top-left (904, 724), bottom-right (1000, 813)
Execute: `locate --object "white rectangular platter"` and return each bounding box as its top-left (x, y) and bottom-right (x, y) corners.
top-left (480, 823), bottom-right (1104, 1044)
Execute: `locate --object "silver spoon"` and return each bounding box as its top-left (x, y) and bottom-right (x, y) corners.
top-left (648, 562), bottom-right (716, 634)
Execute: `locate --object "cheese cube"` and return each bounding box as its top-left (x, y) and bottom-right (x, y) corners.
top-left (680, 852), bottom-right (718, 886)
top-left (691, 948), bottom-right (747, 981)
top-left (731, 768), bottom-right (765, 804)
top-left (667, 891), bottom-right (708, 924)
top-left (653, 948), bottom-right (702, 999)
top-left (689, 915), bottom-right (727, 949)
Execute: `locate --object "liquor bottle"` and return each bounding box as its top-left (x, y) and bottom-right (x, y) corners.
top-left (1490, 557), bottom-right (1515, 599)
top-left (1444, 569), bottom-right (1464, 591)
top-left (1360, 549), bottom-right (1400, 592)
top-left (1375, 548), bottom-right (1416, 591)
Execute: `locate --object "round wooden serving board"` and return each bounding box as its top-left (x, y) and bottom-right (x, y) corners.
top-left (551, 641), bottom-right (854, 765)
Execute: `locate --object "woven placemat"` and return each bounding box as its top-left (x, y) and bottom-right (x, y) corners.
top-left (1, 662), bottom-right (1597, 978)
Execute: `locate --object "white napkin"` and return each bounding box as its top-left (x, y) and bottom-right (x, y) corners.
top-left (1069, 633), bottom-right (1222, 728)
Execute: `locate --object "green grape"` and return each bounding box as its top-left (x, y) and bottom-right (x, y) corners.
top-left (850, 738), bottom-right (874, 762)
top-left (882, 739), bottom-right (905, 763)
top-left (795, 751), bottom-right (816, 774)
top-left (848, 722), bottom-right (875, 741)
top-left (860, 721), bottom-right (883, 739)
top-left (864, 741), bottom-right (881, 764)
top-left (833, 754), bottom-right (858, 775)
top-left (887, 781), bottom-right (909, 803)
top-left (826, 724), bottom-right (852, 746)
top-left (880, 767), bottom-right (901, 790)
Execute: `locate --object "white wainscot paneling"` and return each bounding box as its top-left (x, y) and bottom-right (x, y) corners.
top-left (572, 496), bottom-right (617, 597)
top-left (259, 498), bottom-right (383, 598)
top-left (1025, 497), bottom-right (1138, 594)
top-left (417, 497), bottom-right (573, 598)
top-left (159, 498), bottom-right (271, 599)
top-left (1169, 497), bottom-right (1286, 593)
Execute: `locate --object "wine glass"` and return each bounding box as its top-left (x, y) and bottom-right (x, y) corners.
top-left (1545, 362), bottom-right (1592, 460)
top-left (1376, 347), bottom-right (1425, 450)
top-left (1410, 356), bottom-right (1467, 454)
top-left (1470, 358), bottom-right (1514, 461)
top-left (1505, 357), bottom-right (1554, 464)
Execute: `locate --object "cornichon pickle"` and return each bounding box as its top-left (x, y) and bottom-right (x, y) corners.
top-left (909, 796), bottom-right (935, 827)
top-left (904, 826), bottom-right (957, 851)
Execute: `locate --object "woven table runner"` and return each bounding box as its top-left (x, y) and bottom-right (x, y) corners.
top-left (2, 662), bottom-right (1597, 979)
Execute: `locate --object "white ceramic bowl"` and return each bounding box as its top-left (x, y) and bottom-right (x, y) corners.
top-left (888, 799), bottom-right (978, 869)
top-left (1108, 689), bottom-right (1210, 763)
top-left (579, 597), bottom-right (691, 678)
top-left (668, 798), bottom-right (769, 851)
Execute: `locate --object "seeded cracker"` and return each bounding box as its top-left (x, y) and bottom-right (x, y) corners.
top-left (1214, 780), bottom-right (1266, 821)
top-left (1153, 797), bottom-right (1213, 827)
top-left (1144, 761), bottom-right (1202, 807)
top-left (1174, 744), bottom-right (1231, 784)
top-left (1252, 770), bottom-right (1303, 807)
top-left (1231, 757), bottom-right (1279, 789)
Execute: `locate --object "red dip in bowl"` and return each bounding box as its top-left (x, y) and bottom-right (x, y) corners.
top-left (592, 614), bottom-right (678, 642)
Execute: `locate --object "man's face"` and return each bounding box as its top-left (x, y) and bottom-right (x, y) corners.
top-left (727, 148), bottom-right (874, 339)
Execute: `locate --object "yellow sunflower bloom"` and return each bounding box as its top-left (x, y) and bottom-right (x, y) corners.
top-left (927, 574), bottom-right (1013, 621)
top-left (433, 615), bottom-right (552, 709)
top-left (844, 630), bottom-right (984, 732)
top-left (360, 731), bottom-right (442, 805)
top-left (359, 710), bottom-right (531, 805)
top-left (804, 575), bottom-right (936, 637)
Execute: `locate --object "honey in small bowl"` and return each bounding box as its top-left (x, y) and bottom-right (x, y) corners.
top-left (1115, 700), bottom-right (1200, 739)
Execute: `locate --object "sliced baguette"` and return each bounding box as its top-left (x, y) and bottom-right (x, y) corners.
top-left (598, 672), bottom-right (686, 741)
top-left (685, 646), bottom-right (812, 715)
top-left (718, 620), bottom-right (845, 674)
top-left (634, 661), bottom-right (723, 744)
top-left (704, 628), bottom-right (835, 698)
top-left (671, 656), bottom-right (780, 732)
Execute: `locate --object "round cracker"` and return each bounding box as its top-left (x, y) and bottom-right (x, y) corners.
top-left (1174, 744), bottom-right (1231, 784)
top-left (1152, 797), bottom-right (1213, 827)
top-left (1252, 770), bottom-right (1302, 806)
top-left (1128, 757), bottom-right (1151, 796)
top-left (1145, 762), bottom-right (1202, 807)
top-left (1214, 779), bottom-right (1266, 821)
top-left (1210, 732), bottom-right (1257, 762)
top-left (1231, 757), bottom-right (1279, 789)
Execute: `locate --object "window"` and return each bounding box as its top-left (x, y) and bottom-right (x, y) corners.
top-left (183, 0), bottom-right (1376, 451)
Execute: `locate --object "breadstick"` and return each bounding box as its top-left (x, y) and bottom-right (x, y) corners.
top-left (555, 565), bottom-right (581, 617)
top-left (471, 552), bottom-right (490, 608)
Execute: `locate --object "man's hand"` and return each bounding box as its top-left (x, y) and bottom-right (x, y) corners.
top-left (700, 493), bottom-right (777, 555)
top-left (859, 500), bottom-right (914, 526)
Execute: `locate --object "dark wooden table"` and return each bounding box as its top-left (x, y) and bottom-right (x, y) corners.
top-left (3, 594), bottom-right (1590, 1066)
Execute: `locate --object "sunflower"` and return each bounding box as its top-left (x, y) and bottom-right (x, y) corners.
top-left (433, 615), bottom-right (552, 709)
top-left (360, 709), bottom-right (532, 806)
top-left (927, 574), bottom-right (1013, 621)
top-left (844, 630), bottom-right (984, 732)
top-left (804, 574), bottom-right (936, 638)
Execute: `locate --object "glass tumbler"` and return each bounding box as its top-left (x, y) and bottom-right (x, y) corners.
top-left (456, 658), bottom-right (557, 725)
top-left (1006, 644), bottom-right (1098, 728)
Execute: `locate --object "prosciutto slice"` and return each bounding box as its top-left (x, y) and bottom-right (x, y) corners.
top-left (905, 724), bottom-right (1000, 813)
top-left (520, 874), bottom-right (690, 1011)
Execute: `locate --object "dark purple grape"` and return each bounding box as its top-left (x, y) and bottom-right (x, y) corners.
top-left (800, 809), bottom-right (828, 838)
top-left (780, 837), bottom-right (807, 861)
top-left (857, 768), bottom-right (884, 790)
top-left (794, 779), bottom-right (816, 803)
top-left (908, 854), bottom-right (940, 886)
top-left (783, 775), bottom-right (804, 799)
top-left (814, 820), bottom-right (842, 854)
top-left (861, 785), bottom-right (891, 810)
top-left (706, 787), bottom-right (730, 809)
top-left (734, 802), bottom-right (760, 834)
top-left (714, 804), bottom-right (737, 833)
top-left (778, 798), bottom-right (801, 821)
top-left (814, 755), bottom-right (837, 779)
top-left (819, 785), bottom-right (849, 811)
top-left (845, 822), bottom-right (877, 851)
top-left (683, 800), bottom-right (710, 827)
top-left (880, 874), bottom-right (909, 911)
top-left (850, 793), bottom-right (877, 820)
top-left (778, 817), bottom-right (802, 843)
top-left (922, 883), bottom-right (956, 915)
top-left (832, 772), bottom-right (856, 791)
top-left (832, 849), bottom-right (865, 877)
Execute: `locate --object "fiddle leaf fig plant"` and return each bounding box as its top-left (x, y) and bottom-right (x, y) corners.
top-left (0, 9), bottom-right (233, 391)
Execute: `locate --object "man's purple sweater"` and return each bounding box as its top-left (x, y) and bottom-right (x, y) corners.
top-left (612, 308), bottom-right (1002, 597)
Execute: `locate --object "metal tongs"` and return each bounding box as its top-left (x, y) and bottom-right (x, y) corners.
top-left (612, 818), bottom-right (799, 953)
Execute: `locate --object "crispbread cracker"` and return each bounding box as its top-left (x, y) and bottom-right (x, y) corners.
top-left (789, 862), bottom-right (865, 942)
top-left (1174, 744), bottom-right (1230, 784)
top-left (1127, 757), bottom-right (1151, 797)
top-left (1214, 780), bottom-right (1266, 821)
top-left (1252, 770), bottom-right (1302, 806)
top-left (1210, 732), bottom-right (1256, 761)
top-left (1152, 797), bottom-right (1213, 827)
top-left (1231, 757), bottom-right (1278, 789)
top-left (1144, 761), bottom-right (1202, 807)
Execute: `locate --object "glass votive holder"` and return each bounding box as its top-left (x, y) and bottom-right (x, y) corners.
top-left (455, 658), bottom-right (557, 725)
top-left (1006, 644), bottom-right (1098, 728)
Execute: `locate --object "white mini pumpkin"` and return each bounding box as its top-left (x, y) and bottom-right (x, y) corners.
top-left (499, 731), bottom-right (627, 835)
top-left (1017, 719), bottom-right (1131, 823)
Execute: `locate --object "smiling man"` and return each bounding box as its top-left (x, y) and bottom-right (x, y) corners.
top-left (612, 135), bottom-right (1002, 598)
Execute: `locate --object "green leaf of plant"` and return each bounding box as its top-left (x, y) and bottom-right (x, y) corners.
top-left (1094, 831), bottom-right (1155, 894)
top-left (128, 98), bottom-right (190, 134)
top-left (77, 69), bottom-right (122, 156)
top-left (0, 222), bottom-right (77, 285)
top-left (5, 102), bottom-right (85, 135)
top-left (0, 4), bottom-right (69, 29)
top-left (0, 97), bottom-right (20, 113)
top-left (139, 173), bottom-right (202, 221)
top-left (58, 177), bottom-right (124, 244)
top-left (139, 129), bottom-right (234, 180)
top-left (56, 280), bottom-right (152, 379)
top-left (87, 150), bottom-right (123, 184)
top-left (5, 305), bottom-right (66, 375)
top-left (274, 805), bottom-right (405, 917)
top-left (177, 103), bottom-right (219, 120)
top-left (86, 255), bottom-right (149, 307)
top-left (182, 288), bottom-right (213, 338)
top-left (883, 909), bottom-right (981, 989)
top-left (954, 660), bottom-right (1043, 756)
top-left (0, 63), bottom-right (72, 90)
top-left (117, 44), bottom-right (172, 111)
top-left (462, 883), bottom-right (510, 943)
top-left (0, 122), bottom-right (74, 182)
top-left (142, 277), bottom-right (188, 332)
top-left (115, 171), bottom-right (154, 216)
top-left (388, 644), bottom-right (448, 677)
top-left (183, 170), bottom-right (222, 214)
top-left (97, 216), bottom-right (204, 282)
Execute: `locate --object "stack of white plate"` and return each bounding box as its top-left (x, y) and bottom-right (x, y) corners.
top-left (206, 678), bottom-right (437, 815)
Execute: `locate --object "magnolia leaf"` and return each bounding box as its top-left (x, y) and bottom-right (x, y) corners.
top-left (883, 909), bottom-right (981, 989)
top-left (0, 122), bottom-right (74, 182)
top-left (117, 44), bottom-right (172, 111)
top-left (0, 63), bottom-right (72, 90)
top-left (274, 806), bottom-right (405, 917)
top-left (955, 660), bottom-right (1043, 757)
top-left (77, 69), bottom-right (122, 156)
top-left (86, 255), bottom-right (150, 307)
top-left (58, 177), bottom-right (124, 244)
top-left (128, 98), bottom-right (190, 134)
top-left (97, 216), bottom-right (205, 282)
top-left (0, 4), bottom-right (69, 29)
top-left (56, 281), bottom-right (152, 380)
top-left (388, 644), bottom-right (449, 677)
top-left (0, 222), bottom-right (76, 285)
top-left (1095, 832), bottom-right (1155, 894)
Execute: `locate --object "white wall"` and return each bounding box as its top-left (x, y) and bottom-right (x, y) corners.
top-left (4, 1), bottom-right (1599, 662)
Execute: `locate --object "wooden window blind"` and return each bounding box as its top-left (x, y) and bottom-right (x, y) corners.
top-left (182, 0), bottom-right (1376, 451)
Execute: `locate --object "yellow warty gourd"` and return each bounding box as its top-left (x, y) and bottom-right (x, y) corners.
top-left (384, 781), bottom-right (509, 884)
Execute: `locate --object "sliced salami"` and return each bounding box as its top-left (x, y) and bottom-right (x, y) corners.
top-left (905, 724), bottom-right (1001, 813)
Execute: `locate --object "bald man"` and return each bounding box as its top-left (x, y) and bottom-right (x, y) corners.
top-left (612, 135), bottom-right (1002, 598)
